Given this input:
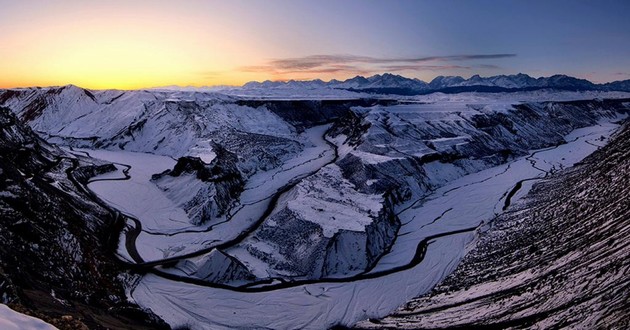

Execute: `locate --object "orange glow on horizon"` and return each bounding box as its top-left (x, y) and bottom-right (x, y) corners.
top-left (0, 2), bottom-right (283, 89)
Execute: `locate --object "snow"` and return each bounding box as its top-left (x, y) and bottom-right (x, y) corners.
top-left (372, 117), bottom-right (622, 273)
top-left (8, 85), bottom-right (626, 329)
top-left (85, 149), bottom-right (194, 232)
top-left (133, 232), bottom-right (473, 330)
top-left (130, 117), bottom-right (623, 330)
top-left (0, 304), bottom-right (57, 330)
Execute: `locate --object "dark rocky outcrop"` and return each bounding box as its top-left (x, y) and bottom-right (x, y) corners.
top-left (322, 195), bottom-right (400, 277)
top-left (172, 250), bottom-right (256, 285)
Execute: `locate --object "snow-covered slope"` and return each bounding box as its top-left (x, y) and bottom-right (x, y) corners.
top-left (0, 304), bottom-right (56, 330)
top-left (0, 85), bottom-right (298, 164)
top-left (0, 106), bottom-right (166, 329)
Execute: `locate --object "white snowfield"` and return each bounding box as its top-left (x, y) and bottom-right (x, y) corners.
top-left (0, 304), bottom-right (57, 330)
top-left (84, 150), bottom-right (187, 232)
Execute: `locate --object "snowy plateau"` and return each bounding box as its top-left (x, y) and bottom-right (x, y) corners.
top-left (1, 76), bottom-right (629, 329)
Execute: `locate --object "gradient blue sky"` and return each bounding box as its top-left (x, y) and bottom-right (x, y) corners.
top-left (1, 0), bottom-right (629, 88)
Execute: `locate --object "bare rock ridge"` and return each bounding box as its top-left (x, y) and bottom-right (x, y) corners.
top-left (0, 107), bottom-right (166, 329)
top-left (356, 121), bottom-right (630, 329)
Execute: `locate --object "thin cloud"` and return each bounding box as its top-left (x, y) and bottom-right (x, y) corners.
top-left (239, 63), bottom-right (372, 76)
top-left (267, 53), bottom-right (516, 70)
top-left (476, 64), bottom-right (501, 69)
top-left (237, 53), bottom-right (516, 78)
top-left (381, 65), bottom-right (471, 72)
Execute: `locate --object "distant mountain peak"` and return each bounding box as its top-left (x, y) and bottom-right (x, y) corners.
top-left (237, 73), bottom-right (630, 95)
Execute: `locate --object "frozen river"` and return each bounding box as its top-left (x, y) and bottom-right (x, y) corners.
top-left (83, 119), bottom-right (621, 329)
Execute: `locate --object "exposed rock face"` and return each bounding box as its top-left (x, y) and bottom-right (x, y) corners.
top-left (235, 99), bottom-right (396, 130)
top-left (332, 99), bottom-right (627, 204)
top-left (322, 196), bottom-right (398, 277)
top-left (152, 143), bottom-right (244, 225)
top-left (356, 121), bottom-right (630, 329)
top-left (328, 110), bottom-right (372, 147)
top-left (0, 107), bottom-right (166, 329)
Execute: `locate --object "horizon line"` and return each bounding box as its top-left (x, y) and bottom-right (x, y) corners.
top-left (1, 72), bottom-right (628, 91)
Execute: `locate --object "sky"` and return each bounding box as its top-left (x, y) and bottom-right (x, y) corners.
top-left (0, 0), bottom-right (629, 89)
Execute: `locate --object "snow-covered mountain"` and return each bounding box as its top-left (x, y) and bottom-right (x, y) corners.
top-left (429, 73), bottom-right (597, 90)
top-left (224, 73), bottom-right (630, 95)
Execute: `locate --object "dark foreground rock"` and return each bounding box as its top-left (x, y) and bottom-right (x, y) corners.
top-left (356, 121), bottom-right (630, 329)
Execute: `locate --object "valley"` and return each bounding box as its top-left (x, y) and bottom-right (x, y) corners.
top-left (1, 83), bottom-right (628, 329)
top-left (83, 115), bottom-right (621, 329)
top-left (2, 1), bottom-right (629, 328)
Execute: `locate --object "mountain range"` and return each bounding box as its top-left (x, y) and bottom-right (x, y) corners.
top-left (239, 73), bottom-right (630, 95)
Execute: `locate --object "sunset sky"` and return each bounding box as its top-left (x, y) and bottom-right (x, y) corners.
top-left (1, 0), bottom-right (629, 89)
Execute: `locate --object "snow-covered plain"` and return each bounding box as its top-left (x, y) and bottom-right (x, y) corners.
top-left (84, 149), bottom-right (188, 232)
top-left (0, 304), bottom-right (56, 330)
top-left (127, 117), bottom-right (623, 329)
